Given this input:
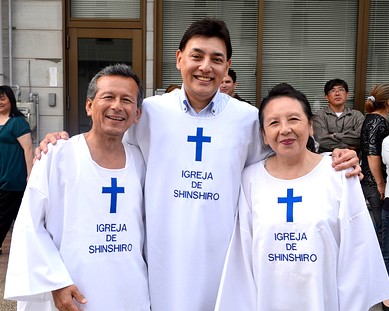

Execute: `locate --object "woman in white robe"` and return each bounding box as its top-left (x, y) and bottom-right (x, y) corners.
top-left (215, 83), bottom-right (389, 311)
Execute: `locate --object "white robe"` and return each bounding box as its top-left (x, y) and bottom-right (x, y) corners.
top-left (124, 89), bottom-right (269, 311)
top-left (4, 134), bottom-right (150, 311)
top-left (382, 136), bottom-right (389, 197)
top-left (215, 156), bottom-right (389, 311)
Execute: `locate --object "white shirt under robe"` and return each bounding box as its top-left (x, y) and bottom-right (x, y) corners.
top-left (215, 156), bottom-right (389, 311)
top-left (124, 88), bottom-right (269, 311)
top-left (4, 134), bottom-right (150, 311)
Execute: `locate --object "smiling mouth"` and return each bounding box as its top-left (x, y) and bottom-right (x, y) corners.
top-left (196, 76), bottom-right (212, 82)
top-left (281, 139), bottom-right (294, 145)
top-left (107, 116), bottom-right (125, 121)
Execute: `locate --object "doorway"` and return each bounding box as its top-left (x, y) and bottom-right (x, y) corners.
top-left (66, 28), bottom-right (143, 136)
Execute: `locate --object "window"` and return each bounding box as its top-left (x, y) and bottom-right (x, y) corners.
top-left (365, 0), bottom-right (389, 97)
top-left (261, 0), bottom-right (358, 112)
top-left (70, 0), bottom-right (140, 19)
top-left (161, 0), bottom-right (259, 104)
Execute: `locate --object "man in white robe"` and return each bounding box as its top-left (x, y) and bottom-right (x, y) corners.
top-left (124, 84), bottom-right (267, 311)
top-left (4, 64), bottom-right (150, 311)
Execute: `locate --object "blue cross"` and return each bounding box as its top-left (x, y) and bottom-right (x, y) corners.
top-left (277, 188), bottom-right (302, 222)
top-left (102, 177), bottom-right (125, 213)
top-left (187, 127), bottom-right (211, 162)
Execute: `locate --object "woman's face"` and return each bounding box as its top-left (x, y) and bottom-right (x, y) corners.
top-left (262, 96), bottom-right (313, 158)
top-left (0, 93), bottom-right (11, 115)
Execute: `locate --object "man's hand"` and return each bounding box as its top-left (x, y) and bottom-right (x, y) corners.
top-left (34, 131), bottom-right (69, 161)
top-left (52, 284), bottom-right (87, 311)
top-left (331, 148), bottom-right (361, 178)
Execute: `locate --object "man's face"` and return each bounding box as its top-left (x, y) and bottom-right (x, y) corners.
top-left (220, 74), bottom-right (236, 96)
top-left (325, 85), bottom-right (348, 110)
top-left (176, 35), bottom-right (231, 109)
top-left (86, 75), bottom-right (141, 138)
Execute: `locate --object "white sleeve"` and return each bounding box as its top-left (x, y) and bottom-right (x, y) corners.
top-left (4, 156), bottom-right (73, 302)
top-left (245, 117), bottom-right (273, 167)
top-left (382, 137), bottom-right (389, 166)
top-left (122, 126), bottom-right (138, 147)
top-left (337, 174), bottom-right (389, 309)
top-left (214, 186), bottom-right (256, 311)
top-left (382, 137), bottom-right (389, 197)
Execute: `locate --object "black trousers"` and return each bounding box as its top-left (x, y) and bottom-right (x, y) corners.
top-left (0, 190), bottom-right (24, 247)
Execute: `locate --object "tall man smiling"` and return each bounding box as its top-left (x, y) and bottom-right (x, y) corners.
top-left (124, 18), bottom-right (269, 310)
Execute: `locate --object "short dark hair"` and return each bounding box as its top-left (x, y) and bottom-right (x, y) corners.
top-left (324, 78), bottom-right (349, 95)
top-left (87, 63), bottom-right (144, 108)
top-left (228, 69), bottom-right (237, 83)
top-left (179, 17), bottom-right (232, 61)
top-left (0, 85), bottom-right (24, 117)
top-left (258, 83), bottom-right (313, 131)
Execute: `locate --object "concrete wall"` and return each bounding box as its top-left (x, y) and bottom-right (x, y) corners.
top-left (3, 0), bottom-right (156, 144)
top-left (11, 0), bottom-right (64, 145)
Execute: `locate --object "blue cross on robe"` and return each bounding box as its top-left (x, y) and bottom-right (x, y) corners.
top-left (277, 188), bottom-right (302, 222)
top-left (102, 177), bottom-right (125, 213)
top-left (187, 127), bottom-right (211, 162)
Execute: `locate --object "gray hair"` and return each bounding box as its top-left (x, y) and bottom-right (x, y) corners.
top-left (87, 63), bottom-right (144, 108)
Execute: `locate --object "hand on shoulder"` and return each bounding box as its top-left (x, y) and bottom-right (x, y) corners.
top-left (34, 131), bottom-right (70, 162)
top-left (331, 148), bottom-right (361, 178)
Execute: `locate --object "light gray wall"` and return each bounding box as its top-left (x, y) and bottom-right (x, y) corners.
top-left (3, 0), bottom-right (156, 144)
top-left (10, 0), bottom-right (63, 145)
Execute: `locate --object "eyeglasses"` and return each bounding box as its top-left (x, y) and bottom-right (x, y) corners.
top-left (328, 87), bottom-right (346, 94)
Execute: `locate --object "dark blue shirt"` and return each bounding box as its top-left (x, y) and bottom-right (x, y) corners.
top-left (0, 116), bottom-right (31, 191)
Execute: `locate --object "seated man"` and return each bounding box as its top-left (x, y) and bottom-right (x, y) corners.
top-left (313, 78), bottom-right (365, 154)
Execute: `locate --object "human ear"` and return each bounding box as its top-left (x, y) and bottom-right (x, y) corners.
top-left (262, 129), bottom-right (269, 146)
top-left (133, 108), bottom-right (142, 124)
top-left (176, 50), bottom-right (182, 70)
top-left (309, 121), bottom-right (314, 137)
top-left (85, 99), bottom-right (93, 116)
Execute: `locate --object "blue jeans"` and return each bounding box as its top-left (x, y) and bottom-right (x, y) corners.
top-left (382, 209), bottom-right (389, 273)
top-left (362, 184), bottom-right (383, 231)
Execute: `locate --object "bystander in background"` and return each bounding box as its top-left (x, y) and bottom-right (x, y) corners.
top-left (313, 78), bottom-right (365, 155)
top-left (0, 85), bottom-right (33, 256)
top-left (165, 84), bottom-right (181, 93)
top-left (220, 68), bottom-right (251, 104)
top-left (375, 83), bottom-right (389, 311)
top-left (361, 84), bottom-right (389, 238)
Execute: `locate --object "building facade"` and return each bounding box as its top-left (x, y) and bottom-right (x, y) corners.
top-left (0, 0), bottom-right (388, 143)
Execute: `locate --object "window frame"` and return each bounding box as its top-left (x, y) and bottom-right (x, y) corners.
top-left (156, 0), bottom-right (375, 111)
